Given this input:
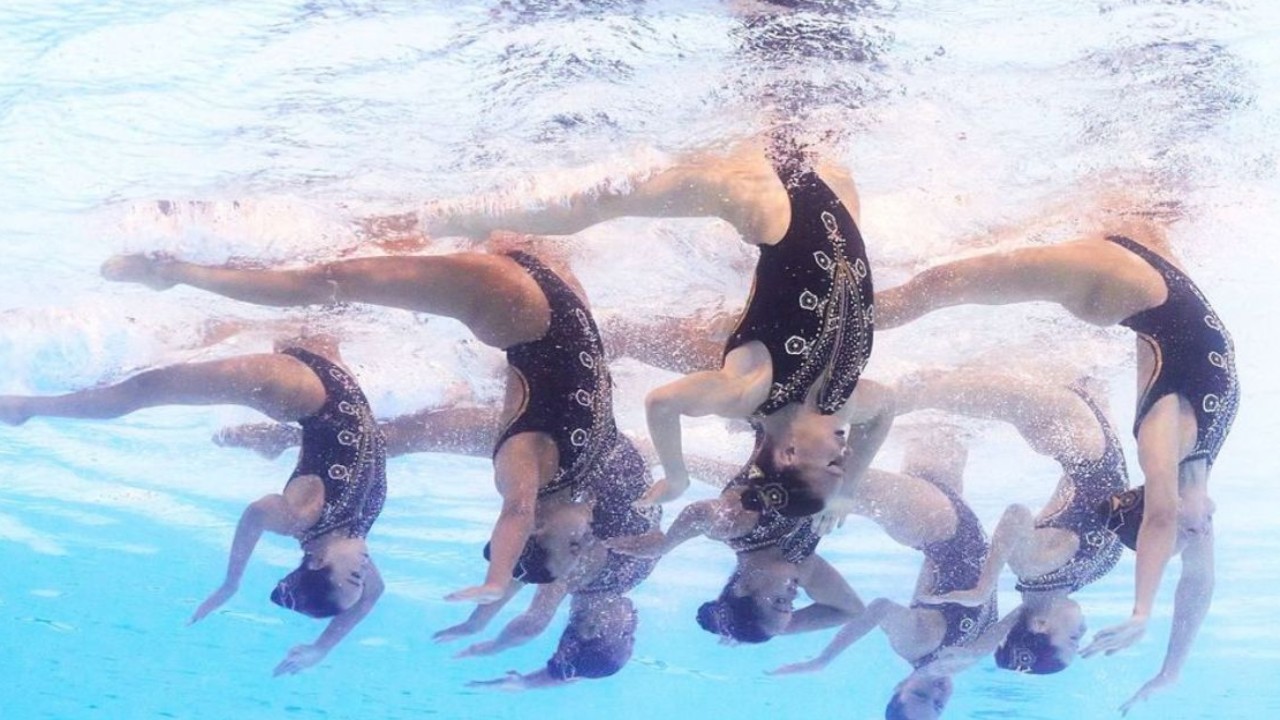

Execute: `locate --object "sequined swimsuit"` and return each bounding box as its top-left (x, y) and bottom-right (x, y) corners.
top-left (576, 436), bottom-right (663, 596)
top-left (910, 475), bottom-right (998, 669)
top-left (494, 251), bottom-right (619, 500)
top-left (1107, 236), bottom-right (1239, 466)
top-left (723, 468), bottom-right (821, 565)
top-left (1016, 385), bottom-right (1128, 594)
top-left (283, 348), bottom-right (387, 545)
top-left (724, 158), bottom-right (874, 416)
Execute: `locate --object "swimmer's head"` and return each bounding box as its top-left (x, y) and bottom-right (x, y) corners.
top-left (547, 595), bottom-right (638, 681)
top-left (994, 602), bottom-right (1081, 674)
top-left (697, 563), bottom-right (799, 643)
top-left (755, 421), bottom-right (845, 514)
top-left (272, 544), bottom-right (370, 618)
top-left (886, 672), bottom-right (953, 720)
top-left (483, 503), bottom-right (593, 584)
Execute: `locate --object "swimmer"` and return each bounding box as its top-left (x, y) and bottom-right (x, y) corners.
top-left (770, 430), bottom-right (1018, 720)
top-left (102, 243), bottom-right (646, 605)
top-left (609, 430), bottom-right (864, 645)
top-left (875, 213), bottom-right (1236, 708)
top-left (898, 367), bottom-right (1128, 675)
top-left (420, 135), bottom-right (893, 509)
top-left (0, 334), bottom-right (385, 675)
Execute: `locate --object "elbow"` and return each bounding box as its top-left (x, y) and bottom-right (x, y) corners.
top-left (645, 387), bottom-right (679, 421)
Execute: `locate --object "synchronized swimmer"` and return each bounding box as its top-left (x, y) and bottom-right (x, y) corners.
top-left (0, 135), bottom-right (1238, 719)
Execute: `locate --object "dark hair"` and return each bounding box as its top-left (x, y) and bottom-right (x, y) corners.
top-left (546, 599), bottom-right (639, 681)
top-left (884, 694), bottom-right (910, 720)
top-left (745, 438), bottom-right (827, 518)
top-left (994, 611), bottom-right (1068, 675)
top-left (483, 539), bottom-right (556, 584)
top-left (695, 575), bottom-right (774, 644)
top-left (271, 559), bottom-right (344, 619)
top-left (1100, 485), bottom-right (1145, 552)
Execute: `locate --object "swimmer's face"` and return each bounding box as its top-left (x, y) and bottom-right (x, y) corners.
top-left (894, 674), bottom-right (953, 720)
top-left (312, 544), bottom-right (371, 610)
top-left (736, 561), bottom-right (799, 635)
top-left (1041, 598), bottom-right (1087, 664)
top-left (781, 414), bottom-right (848, 497)
top-left (535, 504), bottom-right (595, 580)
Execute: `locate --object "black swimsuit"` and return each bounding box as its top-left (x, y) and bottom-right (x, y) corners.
top-left (910, 475), bottom-right (998, 669)
top-left (724, 157), bottom-right (874, 416)
top-left (723, 468), bottom-right (822, 564)
top-left (283, 348), bottom-right (387, 545)
top-left (1016, 385), bottom-right (1129, 594)
top-left (494, 251), bottom-right (619, 500)
top-left (1107, 236), bottom-right (1239, 467)
top-left (577, 437), bottom-right (663, 596)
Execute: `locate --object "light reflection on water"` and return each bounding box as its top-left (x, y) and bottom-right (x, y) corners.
top-left (0, 1), bottom-right (1277, 718)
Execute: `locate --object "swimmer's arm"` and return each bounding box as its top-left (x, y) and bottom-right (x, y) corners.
top-left (434, 582), bottom-right (527, 643)
top-left (274, 561), bottom-right (386, 676)
top-left (783, 556), bottom-right (865, 635)
top-left (192, 494), bottom-right (296, 623)
top-left (457, 582), bottom-right (570, 657)
top-left (447, 441), bottom-right (541, 603)
top-left (770, 598), bottom-right (906, 674)
top-left (426, 164), bottom-right (728, 238)
top-left (628, 433), bottom-right (740, 489)
top-left (645, 369), bottom-right (760, 501)
top-left (609, 499), bottom-right (721, 558)
top-left (468, 668), bottom-right (565, 690)
top-left (837, 380), bottom-right (896, 495)
top-left (378, 406), bottom-right (500, 458)
top-left (1157, 526), bottom-right (1214, 682)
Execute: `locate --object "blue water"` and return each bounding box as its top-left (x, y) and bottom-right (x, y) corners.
top-left (2, 1), bottom-right (1278, 718)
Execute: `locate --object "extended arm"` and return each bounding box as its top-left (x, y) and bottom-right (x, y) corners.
top-left (1119, 527), bottom-right (1214, 714)
top-left (434, 581), bottom-right (527, 643)
top-left (456, 582), bottom-right (571, 657)
top-left (274, 561), bottom-right (386, 676)
top-left (606, 499), bottom-right (721, 558)
top-left (769, 597), bottom-right (907, 674)
top-left (467, 668), bottom-right (567, 691)
top-left (191, 494), bottom-right (298, 623)
top-left (783, 555), bottom-right (864, 635)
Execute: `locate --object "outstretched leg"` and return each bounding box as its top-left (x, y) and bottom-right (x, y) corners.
top-left (103, 252), bottom-right (547, 348)
top-left (0, 354), bottom-right (323, 426)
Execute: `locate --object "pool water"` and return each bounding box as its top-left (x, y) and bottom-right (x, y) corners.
top-left (1, 2), bottom-right (1278, 718)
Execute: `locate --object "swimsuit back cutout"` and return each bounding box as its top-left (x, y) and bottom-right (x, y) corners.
top-left (909, 474), bottom-right (997, 669)
top-left (724, 157), bottom-right (874, 416)
top-left (723, 466), bottom-right (821, 565)
top-left (1015, 384), bottom-right (1129, 594)
top-left (283, 347), bottom-right (387, 544)
top-left (1106, 235), bottom-right (1239, 466)
top-left (494, 251), bottom-right (619, 499)
top-left (577, 437), bottom-right (663, 596)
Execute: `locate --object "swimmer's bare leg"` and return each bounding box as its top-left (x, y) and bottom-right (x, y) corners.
top-left (0, 355), bottom-right (321, 426)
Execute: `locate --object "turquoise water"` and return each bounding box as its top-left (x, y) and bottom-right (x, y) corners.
top-left (2, 1), bottom-right (1278, 718)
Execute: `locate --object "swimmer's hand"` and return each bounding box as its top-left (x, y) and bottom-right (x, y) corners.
top-left (467, 670), bottom-right (527, 691)
top-left (190, 581), bottom-right (239, 624)
top-left (767, 658), bottom-right (828, 676)
top-left (214, 422), bottom-right (301, 460)
top-left (917, 587), bottom-right (990, 608)
top-left (1082, 614), bottom-right (1147, 658)
top-left (273, 643), bottom-right (327, 676)
top-left (101, 252), bottom-right (179, 290)
top-left (604, 531), bottom-right (669, 559)
top-left (814, 497), bottom-right (854, 536)
top-left (1119, 671), bottom-right (1178, 716)
top-left (454, 639), bottom-right (504, 659)
top-left (445, 583), bottom-right (508, 604)
top-left (634, 475), bottom-right (689, 509)
top-left (433, 618), bottom-right (486, 644)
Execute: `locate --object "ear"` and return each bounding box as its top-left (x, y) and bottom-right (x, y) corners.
top-left (775, 444), bottom-right (799, 468)
top-left (1030, 614), bottom-right (1050, 632)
